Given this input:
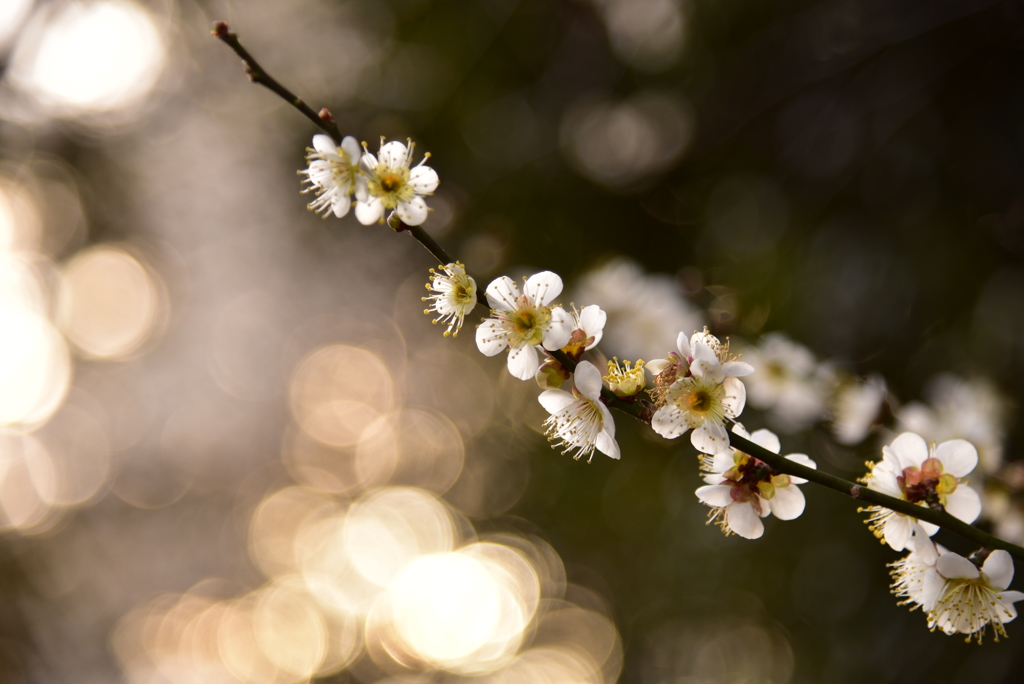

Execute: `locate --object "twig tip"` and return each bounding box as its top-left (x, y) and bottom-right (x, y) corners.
top-left (211, 21), bottom-right (230, 38)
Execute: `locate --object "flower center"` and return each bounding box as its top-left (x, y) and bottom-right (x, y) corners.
top-left (688, 390), bottom-right (713, 412)
top-left (503, 301), bottom-right (551, 347)
top-left (668, 376), bottom-right (729, 428)
top-left (381, 173), bottom-right (403, 192)
top-left (899, 457), bottom-right (957, 504)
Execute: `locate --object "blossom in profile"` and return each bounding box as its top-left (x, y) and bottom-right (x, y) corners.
top-left (927, 549), bottom-right (1024, 642)
top-left (476, 271), bottom-right (572, 380)
top-left (694, 427), bottom-right (816, 539)
top-left (535, 304), bottom-right (607, 389)
top-left (422, 262), bottom-right (477, 337)
top-left (860, 432), bottom-right (982, 551)
top-left (560, 305), bottom-right (606, 360)
top-left (650, 329), bottom-right (754, 453)
top-left (300, 134), bottom-right (365, 218)
top-left (539, 361), bottom-right (619, 462)
top-left (741, 332), bottom-right (829, 433)
top-left (355, 137), bottom-right (439, 226)
top-left (888, 534), bottom-right (942, 612)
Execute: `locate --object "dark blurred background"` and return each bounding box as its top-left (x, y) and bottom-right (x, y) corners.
top-left (1, 0), bottom-right (1023, 682)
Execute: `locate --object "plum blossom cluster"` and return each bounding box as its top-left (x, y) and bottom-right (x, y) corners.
top-left (294, 135), bottom-right (1024, 641)
top-left (300, 134), bottom-right (438, 226)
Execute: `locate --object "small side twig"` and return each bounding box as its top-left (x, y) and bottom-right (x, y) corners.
top-left (212, 21), bottom-right (341, 143)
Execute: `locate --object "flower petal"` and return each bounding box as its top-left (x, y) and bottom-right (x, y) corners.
top-left (541, 307), bottom-right (573, 350)
top-left (695, 484), bottom-right (733, 507)
top-left (397, 196), bottom-right (428, 225)
top-left (749, 429), bottom-right (780, 454)
top-left (934, 439), bottom-right (978, 478)
top-left (783, 453), bottom-right (816, 484)
top-left (507, 344), bottom-right (540, 380)
top-left (578, 305), bottom-right (607, 347)
top-left (691, 422), bottom-right (728, 454)
top-left (722, 361), bottom-right (754, 377)
top-left (355, 197), bottom-right (384, 225)
top-left (331, 194), bottom-right (352, 218)
top-left (379, 140), bottom-right (409, 169)
top-left (936, 552), bottom-right (980, 580)
top-left (921, 567), bottom-right (944, 612)
top-left (769, 485), bottom-right (805, 520)
top-left (475, 319), bottom-right (507, 356)
top-left (523, 271), bottom-right (563, 306)
top-left (409, 165), bottom-right (439, 194)
top-left (676, 331), bottom-right (692, 360)
top-left (983, 549), bottom-right (1015, 591)
top-left (690, 341), bottom-right (724, 383)
top-left (597, 402), bottom-right (615, 438)
top-left (886, 432), bottom-right (929, 469)
top-left (646, 359), bottom-right (669, 376)
top-left (485, 276), bottom-right (520, 311)
top-left (340, 136), bottom-right (361, 161)
top-left (721, 377), bottom-right (747, 417)
top-left (596, 431), bottom-right (620, 460)
top-left (944, 485), bottom-right (981, 525)
top-left (573, 361), bottom-right (604, 400)
top-left (359, 152), bottom-right (378, 173)
top-left (883, 514), bottom-right (913, 551)
top-left (727, 503), bottom-right (765, 539)
top-left (312, 134), bottom-right (337, 156)
top-left (538, 389), bottom-right (575, 414)
top-left (652, 406), bottom-right (688, 439)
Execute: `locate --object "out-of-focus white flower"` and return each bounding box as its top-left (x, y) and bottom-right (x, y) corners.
top-left (694, 427), bottom-right (816, 539)
top-left (831, 374), bottom-right (887, 445)
top-left (300, 134), bottom-right (365, 218)
top-left (476, 272), bottom-right (572, 381)
top-left (985, 464), bottom-right (1024, 547)
top-left (422, 262), bottom-right (477, 337)
top-left (355, 137), bottom-right (439, 226)
top-left (741, 332), bottom-right (829, 433)
top-left (539, 360), bottom-right (619, 462)
top-left (860, 432), bottom-right (982, 551)
top-left (926, 549), bottom-right (1024, 642)
top-left (572, 258), bottom-right (702, 361)
top-left (896, 373), bottom-right (1007, 475)
top-left (650, 330), bottom-right (753, 453)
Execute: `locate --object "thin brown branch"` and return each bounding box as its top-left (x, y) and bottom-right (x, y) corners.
top-left (212, 21), bottom-right (342, 143)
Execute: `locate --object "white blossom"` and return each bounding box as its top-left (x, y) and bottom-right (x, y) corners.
top-left (860, 432), bottom-right (982, 551)
top-left (422, 262), bottom-right (477, 337)
top-left (355, 138), bottom-right (439, 226)
top-left (476, 271), bottom-right (572, 380)
top-left (650, 330), bottom-right (753, 453)
top-left (695, 427), bottom-right (816, 539)
top-left (925, 548), bottom-right (1023, 642)
top-left (300, 134), bottom-right (365, 218)
top-left (539, 361), bottom-right (619, 462)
